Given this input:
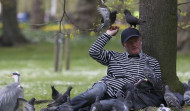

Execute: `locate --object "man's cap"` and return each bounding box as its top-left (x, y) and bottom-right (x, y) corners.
top-left (121, 28), bottom-right (141, 43)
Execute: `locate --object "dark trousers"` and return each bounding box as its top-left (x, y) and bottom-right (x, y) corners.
top-left (70, 82), bottom-right (116, 111)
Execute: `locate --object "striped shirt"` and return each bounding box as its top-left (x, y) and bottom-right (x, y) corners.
top-left (89, 33), bottom-right (162, 97)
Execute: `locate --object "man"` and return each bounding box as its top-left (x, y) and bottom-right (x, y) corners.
top-left (70, 26), bottom-right (163, 111)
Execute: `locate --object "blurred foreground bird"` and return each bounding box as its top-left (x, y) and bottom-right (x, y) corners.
top-left (51, 85), bottom-right (62, 100)
top-left (47, 86), bottom-right (73, 107)
top-left (112, 91), bottom-right (129, 111)
top-left (143, 59), bottom-right (158, 88)
top-left (90, 96), bottom-right (103, 111)
top-left (124, 9), bottom-right (145, 28)
top-left (125, 91), bottom-right (134, 109)
top-left (157, 104), bottom-right (171, 111)
top-left (14, 97), bottom-right (35, 111)
top-left (97, 0), bottom-right (117, 33)
top-left (164, 85), bottom-right (182, 110)
top-left (183, 83), bottom-right (190, 106)
top-left (0, 72), bottom-right (24, 111)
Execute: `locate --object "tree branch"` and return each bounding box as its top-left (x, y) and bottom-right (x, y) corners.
top-left (178, 1), bottom-right (190, 6)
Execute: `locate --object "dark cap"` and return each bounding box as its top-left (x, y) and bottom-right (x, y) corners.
top-left (121, 28), bottom-right (141, 43)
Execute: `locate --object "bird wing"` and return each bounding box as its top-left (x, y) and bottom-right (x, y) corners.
top-left (0, 83), bottom-right (23, 107)
top-left (97, 8), bottom-right (110, 24)
top-left (14, 98), bottom-right (28, 111)
top-left (125, 14), bottom-right (139, 25)
top-left (184, 91), bottom-right (190, 105)
top-left (164, 93), bottom-right (181, 109)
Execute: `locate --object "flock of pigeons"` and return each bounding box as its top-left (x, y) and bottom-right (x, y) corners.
top-left (96, 0), bottom-right (145, 33)
top-left (1, 60), bottom-right (190, 111)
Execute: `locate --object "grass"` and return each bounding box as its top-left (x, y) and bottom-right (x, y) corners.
top-left (0, 29), bottom-right (190, 110)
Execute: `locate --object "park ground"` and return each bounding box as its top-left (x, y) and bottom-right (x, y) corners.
top-left (0, 27), bottom-right (190, 111)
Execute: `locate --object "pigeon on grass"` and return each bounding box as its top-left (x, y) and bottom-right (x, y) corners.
top-left (164, 85), bottom-right (182, 110)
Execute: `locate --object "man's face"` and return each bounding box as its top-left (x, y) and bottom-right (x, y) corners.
top-left (123, 37), bottom-right (142, 55)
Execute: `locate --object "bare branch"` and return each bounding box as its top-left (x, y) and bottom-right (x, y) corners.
top-left (178, 1), bottom-right (190, 6)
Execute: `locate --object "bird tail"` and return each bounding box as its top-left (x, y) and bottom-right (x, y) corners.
top-left (138, 20), bottom-right (146, 25)
top-left (96, 23), bottom-right (104, 33)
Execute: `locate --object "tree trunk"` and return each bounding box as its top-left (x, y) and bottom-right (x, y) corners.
top-left (30, 0), bottom-right (45, 29)
top-left (139, 0), bottom-right (184, 93)
top-left (0, 0), bottom-right (28, 46)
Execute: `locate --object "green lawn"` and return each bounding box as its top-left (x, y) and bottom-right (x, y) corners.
top-left (0, 30), bottom-right (190, 110)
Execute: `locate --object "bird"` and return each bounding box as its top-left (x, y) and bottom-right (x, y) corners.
top-left (124, 9), bottom-right (145, 28)
top-left (113, 91), bottom-right (129, 111)
top-left (51, 85), bottom-right (62, 100)
top-left (47, 86), bottom-right (73, 107)
top-left (90, 96), bottom-right (103, 111)
top-left (0, 72), bottom-right (24, 111)
top-left (96, 0), bottom-right (117, 33)
top-left (143, 59), bottom-right (158, 88)
top-left (58, 96), bottom-right (74, 111)
top-left (183, 83), bottom-right (190, 106)
top-left (188, 79), bottom-right (190, 86)
top-left (157, 104), bottom-right (171, 111)
top-left (125, 91), bottom-right (134, 109)
top-left (14, 97), bottom-right (36, 111)
top-left (164, 85), bottom-right (182, 110)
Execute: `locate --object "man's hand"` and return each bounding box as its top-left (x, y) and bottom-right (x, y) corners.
top-left (106, 26), bottom-right (119, 36)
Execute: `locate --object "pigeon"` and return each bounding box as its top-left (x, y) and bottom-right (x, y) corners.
top-left (47, 86), bottom-right (73, 107)
top-left (14, 97), bottom-right (35, 111)
top-left (188, 79), bottom-right (190, 86)
top-left (125, 91), bottom-right (134, 109)
top-left (59, 96), bottom-right (74, 111)
top-left (51, 85), bottom-right (62, 100)
top-left (90, 96), bottom-right (103, 111)
top-left (157, 104), bottom-right (171, 111)
top-left (183, 83), bottom-right (190, 105)
top-left (124, 9), bottom-right (145, 28)
top-left (96, 0), bottom-right (117, 33)
top-left (143, 59), bottom-right (158, 88)
top-left (164, 85), bottom-right (182, 110)
top-left (113, 91), bottom-right (129, 111)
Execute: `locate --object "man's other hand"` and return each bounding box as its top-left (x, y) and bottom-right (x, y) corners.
top-left (106, 26), bottom-right (119, 36)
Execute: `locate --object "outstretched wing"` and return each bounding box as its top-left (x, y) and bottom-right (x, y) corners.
top-left (97, 8), bottom-right (110, 24)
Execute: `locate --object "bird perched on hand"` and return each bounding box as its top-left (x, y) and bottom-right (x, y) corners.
top-left (143, 59), bottom-right (158, 88)
top-left (90, 96), bottom-right (103, 111)
top-left (14, 97), bottom-right (36, 111)
top-left (124, 9), bottom-right (145, 28)
top-left (47, 86), bottom-right (73, 107)
top-left (96, 0), bottom-right (117, 33)
top-left (157, 104), bottom-right (171, 111)
top-left (164, 85), bottom-right (182, 110)
top-left (183, 83), bottom-right (190, 106)
top-left (0, 72), bottom-right (24, 111)
top-left (51, 85), bottom-right (62, 100)
top-left (113, 91), bottom-right (129, 111)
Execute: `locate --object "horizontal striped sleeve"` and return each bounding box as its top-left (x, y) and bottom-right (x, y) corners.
top-left (89, 33), bottom-right (112, 66)
top-left (153, 60), bottom-right (162, 81)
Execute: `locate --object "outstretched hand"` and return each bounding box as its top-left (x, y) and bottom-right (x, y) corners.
top-left (106, 26), bottom-right (119, 36)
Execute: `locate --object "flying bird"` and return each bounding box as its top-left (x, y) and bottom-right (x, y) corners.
top-left (164, 85), bottom-right (182, 110)
top-left (51, 85), bottom-right (62, 100)
top-left (124, 9), bottom-right (145, 28)
top-left (157, 104), bottom-right (171, 111)
top-left (96, 0), bottom-right (117, 33)
top-left (113, 91), bottom-right (129, 111)
top-left (14, 97), bottom-right (36, 111)
top-left (183, 83), bottom-right (190, 106)
top-left (90, 96), bottom-right (103, 111)
top-left (47, 86), bottom-right (73, 107)
top-left (0, 72), bottom-right (24, 111)
top-left (143, 59), bottom-right (158, 88)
